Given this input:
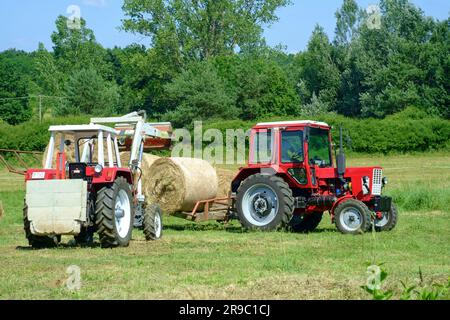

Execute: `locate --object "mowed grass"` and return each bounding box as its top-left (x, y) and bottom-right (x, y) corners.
top-left (0, 153), bottom-right (449, 300)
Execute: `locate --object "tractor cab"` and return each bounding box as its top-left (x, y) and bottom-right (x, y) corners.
top-left (231, 120), bottom-right (397, 235)
top-left (246, 120), bottom-right (333, 189)
top-left (26, 124), bottom-right (129, 183)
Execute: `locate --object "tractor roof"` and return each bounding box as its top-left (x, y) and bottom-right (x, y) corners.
top-left (48, 124), bottom-right (118, 137)
top-left (255, 120), bottom-right (330, 129)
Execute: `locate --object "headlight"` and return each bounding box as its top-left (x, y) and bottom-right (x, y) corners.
top-left (382, 177), bottom-right (388, 185)
top-left (362, 176), bottom-right (370, 185)
top-left (94, 164), bottom-right (103, 174)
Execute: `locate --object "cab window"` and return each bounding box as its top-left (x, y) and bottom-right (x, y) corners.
top-left (308, 128), bottom-right (332, 167)
top-left (281, 130), bottom-right (303, 163)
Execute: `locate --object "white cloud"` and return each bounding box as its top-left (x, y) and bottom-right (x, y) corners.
top-left (82, 0), bottom-right (107, 7)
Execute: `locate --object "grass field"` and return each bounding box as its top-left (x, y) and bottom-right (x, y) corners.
top-left (0, 153), bottom-right (449, 299)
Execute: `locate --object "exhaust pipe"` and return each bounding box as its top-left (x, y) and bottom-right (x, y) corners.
top-left (307, 195), bottom-right (337, 207)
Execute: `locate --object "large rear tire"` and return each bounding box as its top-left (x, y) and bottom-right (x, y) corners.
top-left (334, 199), bottom-right (372, 235)
top-left (23, 202), bottom-right (59, 249)
top-left (95, 177), bottom-right (134, 248)
top-left (374, 203), bottom-right (398, 232)
top-left (290, 212), bottom-right (323, 233)
top-left (143, 204), bottom-right (163, 241)
top-left (236, 174), bottom-right (294, 231)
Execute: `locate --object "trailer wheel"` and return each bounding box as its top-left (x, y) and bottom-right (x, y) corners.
top-left (95, 177), bottom-right (134, 248)
top-left (334, 199), bottom-right (372, 234)
top-left (143, 204), bottom-right (163, 241)
top-left (374, 203), bottom-right (398, 232)
top-left (236, 174), bottom-right (294, 231)
top-left (23, 202), bottom-right (59, 249)
top-left (290, 212), bottom-right (323, 233)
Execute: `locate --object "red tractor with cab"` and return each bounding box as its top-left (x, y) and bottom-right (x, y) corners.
top-left (23, 112), bottom-right (171, 248)
top-left (231, 120), bottom-right (397, 234)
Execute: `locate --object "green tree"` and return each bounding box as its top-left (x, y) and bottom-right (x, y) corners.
top-left (56, 68), bottom-right (119, 116)
top-left (215, 55), bottom-right (300, 120)
top-left (51, 16), bottom-right (111, 78)
top-left (164, 60), bottom-right (238, 126)
top-left (122, 0), bottom-right (291, 64)
top-left (0, 50), bottom-right (33, 124)
top-left (297, 25), bottom-right (340, 110)
top-left (334, 0), bottom-right (361, 46)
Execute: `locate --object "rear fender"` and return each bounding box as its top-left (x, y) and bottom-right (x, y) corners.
top-left (231, 167), bottom-right (277, 193)
top-left (330, 195), bottom-right (355, 216)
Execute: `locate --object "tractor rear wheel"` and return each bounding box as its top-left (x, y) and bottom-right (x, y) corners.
top-left (143, 203), bottom-right (163, 241)
top-left (95, 177), bottom-right (134, 248)
top-left (374, 203), bottom-right (398, 232)
top-left (236, 174), bottom-right (294, 231)
top-left (334, 199), bottom-right (372, 234)
top-left (23, 202), bottom-right (59, 249)
top-left (290, 212), bottom-right (323, 233)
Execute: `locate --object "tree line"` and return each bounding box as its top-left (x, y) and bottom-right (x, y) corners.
top-left (0, 0), bottom-right (448, 127)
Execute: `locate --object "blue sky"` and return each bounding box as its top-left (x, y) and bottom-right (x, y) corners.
top-left (0, 0), bottom-right (448, 53)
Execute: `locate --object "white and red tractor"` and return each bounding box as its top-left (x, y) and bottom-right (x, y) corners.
top-left (23, 112), bottom-right (172, 248)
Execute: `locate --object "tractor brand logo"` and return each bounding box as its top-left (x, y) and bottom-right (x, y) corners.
top-left (66, 265), bottom-right (82, 291)
top-left (66, 5), bottom-right (81, 30)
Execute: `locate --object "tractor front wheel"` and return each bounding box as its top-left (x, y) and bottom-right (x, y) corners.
top-left (95, 177), bottom-right (134, 248)
top-left (236, 174), bottom-right (294, 231)
top-left (374, 203), bottom-right (398, 232)
top-left (334, 199), bottom-right (372, 235)
top-left (143, 204), bottom-right (163, 241)
top-left (23, 202), bottom-right (59, 249)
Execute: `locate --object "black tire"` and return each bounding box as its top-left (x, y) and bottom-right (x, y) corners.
top-left (143, 204), bottom-right (163, 241)
top-left (290, 212), bottom-right (323, 233)
top-left (374, 203), bottom-right (398, 232)
top-left (236, 174), bottom-right (294, 231)
top-left (23, 202), bottom-right (59, 249)
top-left (334, 199), bottom-right (372, 235)
top-left (95, 177), bottom-right (134, 248)
top-left (74, 227), bottom-right (94, 246)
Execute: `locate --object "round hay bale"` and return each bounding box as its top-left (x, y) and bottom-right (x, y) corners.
top-left (215, 168), bottom-right (236, 198)
top-left (146, 157), bottom-right (218, 213)
top-left (42, 133), bottom-right (75, 167)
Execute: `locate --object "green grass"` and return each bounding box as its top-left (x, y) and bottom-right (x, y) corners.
top-left (0, 153), bottom-right (449, 299)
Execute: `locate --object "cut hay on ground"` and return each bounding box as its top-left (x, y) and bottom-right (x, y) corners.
top-left (146, 157), bottom-right (218, 213)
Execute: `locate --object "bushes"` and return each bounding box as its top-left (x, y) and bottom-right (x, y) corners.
top-left (0, 115), bottom-right (90, 151)
top-left (1, 108), bottom-right (449, 154)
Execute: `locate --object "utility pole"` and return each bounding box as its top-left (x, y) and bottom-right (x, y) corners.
top-left (39, 95), bottom-right (42, 123)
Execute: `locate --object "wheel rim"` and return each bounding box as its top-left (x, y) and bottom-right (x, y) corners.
top-left (375, 212), bottom-right (389, 227)
top-left (154, 211), bottom-right (162, 238)
top-left (115, 190), bottom-right (131, 238)
top-left (241, 183), bottom-right (279, 227)
top-left (339, 208), bottom-right (363, 232)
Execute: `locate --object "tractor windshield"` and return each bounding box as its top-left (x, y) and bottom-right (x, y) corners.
top-left (281, 130), bottom-right (304, 163)
top-left (308, 128), bottom-right (332, 167)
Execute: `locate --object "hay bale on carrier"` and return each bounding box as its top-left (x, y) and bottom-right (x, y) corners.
top-left (145, 157), bottom-right (218, 213)
top-left (42, 133), bottom-right (75, 167)
top-left (215, 168), bottom-right (236, 198)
